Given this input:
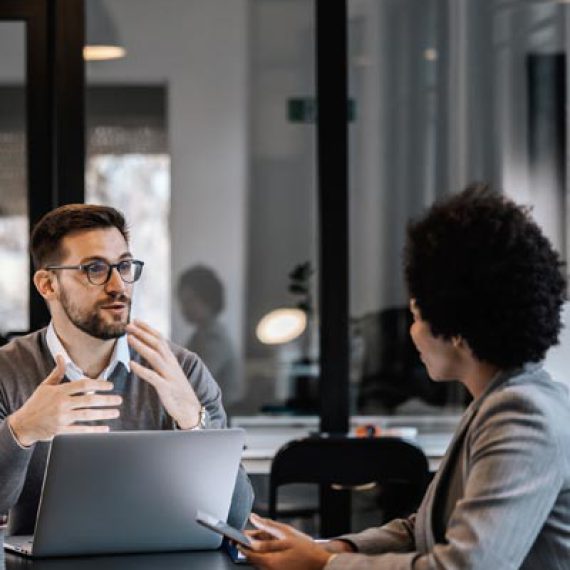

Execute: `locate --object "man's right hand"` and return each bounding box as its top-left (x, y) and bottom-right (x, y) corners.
top-left (7, 355), bottom-right (122, 447)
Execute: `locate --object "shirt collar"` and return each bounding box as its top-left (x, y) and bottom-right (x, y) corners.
top-left (46, 321), bottom-right (131, 381)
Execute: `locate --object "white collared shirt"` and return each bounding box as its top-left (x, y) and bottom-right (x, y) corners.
top-left (46, 322), bottom-right (131, 380)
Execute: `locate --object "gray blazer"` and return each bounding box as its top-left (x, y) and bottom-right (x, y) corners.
top-left (329, 364), bottom-right (570, 569)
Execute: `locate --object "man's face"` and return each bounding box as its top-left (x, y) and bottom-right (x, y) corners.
top-left (52, 228), bottom-right (133, 340)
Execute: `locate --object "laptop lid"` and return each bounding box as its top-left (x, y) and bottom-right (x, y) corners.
top-left (15, 429), bottom-right (245, 557)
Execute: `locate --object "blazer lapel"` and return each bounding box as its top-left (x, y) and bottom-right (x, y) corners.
top-left (416, 366), bottom-right (534, 552)
top-left (417, 402), bottom-right (480, 552)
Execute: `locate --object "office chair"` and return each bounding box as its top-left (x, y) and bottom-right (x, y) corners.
top-left (268, 435), bottom-right (430, 537)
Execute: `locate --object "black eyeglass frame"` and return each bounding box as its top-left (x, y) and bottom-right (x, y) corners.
top-left (45, 259), bottom-right (145, 285)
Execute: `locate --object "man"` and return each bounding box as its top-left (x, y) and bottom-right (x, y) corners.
top-left (0, 204), bottom-right (253, 535)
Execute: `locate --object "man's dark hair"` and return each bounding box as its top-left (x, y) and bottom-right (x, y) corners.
top-left (30, 204), bottom-right (129, 269)
top-left (178, 265), bottom-right (224, 315)
top-left (404, 183), bottom-right (567, 369)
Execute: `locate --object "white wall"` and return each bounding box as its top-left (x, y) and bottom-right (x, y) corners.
top-left (0, 23), bottom-right (25, 81)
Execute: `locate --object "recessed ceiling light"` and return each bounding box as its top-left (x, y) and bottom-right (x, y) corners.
top-left (83, 46), bottom-right (126, 61)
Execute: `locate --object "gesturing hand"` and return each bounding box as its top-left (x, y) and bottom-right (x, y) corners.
top-left (8, 355), bottom-right (122, 447)
top-left (126, 320), bottom-right (202, 429)
top-left (241, 514), bottom-right (333, 570)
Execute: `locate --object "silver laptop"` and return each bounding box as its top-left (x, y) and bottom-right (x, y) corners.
top-left (4, 429), bottom-right (245, 557)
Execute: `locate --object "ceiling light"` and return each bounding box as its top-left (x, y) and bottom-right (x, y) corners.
top-left (84, 0), bottom-right (126, 61)
top-left (83, 45), bottom-right (125, 61)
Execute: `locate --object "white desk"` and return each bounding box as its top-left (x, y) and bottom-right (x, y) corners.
top-left (233, 414), bottom-right (460, 473)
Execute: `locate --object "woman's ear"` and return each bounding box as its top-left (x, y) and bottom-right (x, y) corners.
top-left (33, 269), bottom-right (57, 301)
top-left (451, 335), bottom-right (465, 349)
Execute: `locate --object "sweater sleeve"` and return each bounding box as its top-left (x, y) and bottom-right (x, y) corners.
top-left (0, 331), bottom-right (48, 519)
top-left (0, 414), bottom-right (35, 515)
top-left (176, 345), bottom-right (227, 429)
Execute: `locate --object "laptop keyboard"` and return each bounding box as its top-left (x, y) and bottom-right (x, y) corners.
top-left (4, 536), bottom-right (34, 555)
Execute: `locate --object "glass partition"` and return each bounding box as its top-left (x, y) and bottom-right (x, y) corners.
top-left (85, 0), bottom-right (317, 415)
top-left (348, 0), bottom-right (569, 418)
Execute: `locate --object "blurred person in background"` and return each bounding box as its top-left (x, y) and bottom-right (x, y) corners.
top-left (178, 265), bottom-right (243, 408)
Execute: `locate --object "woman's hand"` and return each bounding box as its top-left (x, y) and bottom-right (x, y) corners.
top-left (240, 514), bottom-right (334, 570)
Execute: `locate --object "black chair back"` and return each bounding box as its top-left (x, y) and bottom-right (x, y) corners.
top-left (268, 435), bottom-right (430, 536)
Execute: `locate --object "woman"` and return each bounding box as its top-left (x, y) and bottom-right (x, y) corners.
top-left (242, 185), bottom-right (570, 569)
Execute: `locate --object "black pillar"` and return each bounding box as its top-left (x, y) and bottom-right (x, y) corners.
top-left (316, 0), bottom-right (351, 537)
top-left (27, 0), bottom-right (85, 331)
top-left (316, 0), bottom-right (349, 435)
top-left (51, 0), bottom-right (85, 207)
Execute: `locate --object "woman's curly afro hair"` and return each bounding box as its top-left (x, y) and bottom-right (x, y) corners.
top-left (404, 184), bottom-right (567, 369)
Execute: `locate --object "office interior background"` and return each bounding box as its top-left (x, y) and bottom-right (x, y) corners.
top-left (0, 0), bottom-right (568, 421)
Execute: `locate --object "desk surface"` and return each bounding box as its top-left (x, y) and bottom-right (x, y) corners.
top-left (1, 536), bottom-right (246, 570)
top-left (1, 414), bottom-right (460, 568)
top-left (235, 414), bottom-right (460, 473)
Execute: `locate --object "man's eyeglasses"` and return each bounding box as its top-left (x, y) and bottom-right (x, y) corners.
top-left (46, 259), bottom-right (144, 286)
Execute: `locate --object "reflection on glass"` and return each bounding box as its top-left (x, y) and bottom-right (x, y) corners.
top-left (0, 23), bottom-right (28, 334)
top-left (84, 0), bottom-right (317, 416)
top-left (86, 0), bottom-right (318, 414)
top-left (242, 0), bottom-right (317, 415)
top-left (348, 0), bottom-right (457, 416)
top-left (177, 265), bottom-right (243, 407)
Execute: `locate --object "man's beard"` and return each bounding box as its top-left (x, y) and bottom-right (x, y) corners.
top-left (59, 287), bottom-right (131, 340)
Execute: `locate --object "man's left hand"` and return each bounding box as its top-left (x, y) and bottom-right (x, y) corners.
top-left (126, 320), bottom-right (203, 429)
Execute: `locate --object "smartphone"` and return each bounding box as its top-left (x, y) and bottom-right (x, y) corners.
top-left (196, 511), bottom-right (252, 549)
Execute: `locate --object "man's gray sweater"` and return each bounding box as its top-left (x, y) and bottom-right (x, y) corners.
top-left (0, 329), bottom-right (253, 535)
